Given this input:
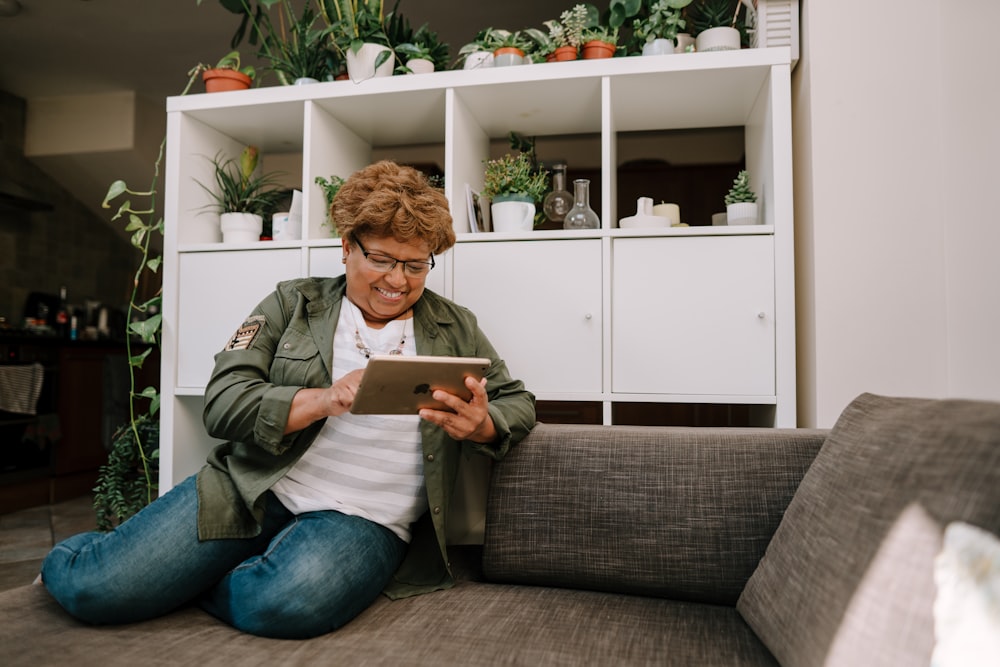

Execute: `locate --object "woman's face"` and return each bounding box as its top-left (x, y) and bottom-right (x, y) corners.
top-left (343, 234), bottom-right (433, 327)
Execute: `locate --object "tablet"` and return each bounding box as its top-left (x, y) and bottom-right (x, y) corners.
top-left (350, 355), bottom-right (491, 415)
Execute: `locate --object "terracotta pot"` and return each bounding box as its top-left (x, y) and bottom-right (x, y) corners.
top-left (547, 45), bottom-right (578, 62)
top-left (581, 40), bottom-right (616, 59)
top-left (202, 68), bottom-right (252, 93)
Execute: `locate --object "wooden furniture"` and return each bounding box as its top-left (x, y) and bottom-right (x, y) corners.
top-left (160, 48), bottom-right (795, 491)
top-left (0, 338), bottom-right (130, 513)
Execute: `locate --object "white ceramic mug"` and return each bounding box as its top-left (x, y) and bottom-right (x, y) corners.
top-left (491, 201), bottom-right (535, 233)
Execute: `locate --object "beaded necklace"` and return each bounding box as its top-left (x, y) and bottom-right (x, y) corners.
top-left (349, 302), bottom-right (409, 359)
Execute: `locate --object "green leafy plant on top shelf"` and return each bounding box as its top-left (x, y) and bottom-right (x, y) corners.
top-left (197, 145), bottom-right (287, 217)
top-left (394, 23), bottom-right (449, 72)
top-left (630, 0), bottom-right (693, 52)
top-left (320, 0), bottom-right (393, 70)
top-left (248, 1), bottom-right (337, 83)
top-left (192, 49), bottom-right (257, 82)
top-left (93, 66), bottom-right (206, 529)
top-left (725, 169), bottom-right (757, 204)
top-left (685, 0), bottom-right (747, 37)
top-left (580, 24), bottom-right (620, 46)
top-left (483, 28), bottom-right (532, 53)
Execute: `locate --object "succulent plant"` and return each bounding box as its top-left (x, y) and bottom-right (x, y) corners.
top-left (725, 169), bottom-right (757, 204)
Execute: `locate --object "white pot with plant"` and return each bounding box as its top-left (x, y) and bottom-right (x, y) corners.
top-left (327, 0), bottom-right (393, 81)
top-left (725, 169), bottom-right (758, 225)
top-left (315, 174), bottom-right (345, 236)
top-left (631, 0), bottom-right (693, 56)
top-left (483, 152), bottom-right (550, 233)
top-left (197, 145), bottom-right (286, 244)
top-left (688, 0), bottom-right (744, 52)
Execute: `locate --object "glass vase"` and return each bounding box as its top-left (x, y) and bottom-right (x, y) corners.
top-left (543, 163), bottom-right (573, 224)
top-left (563, 178), bottom-right (600, 230)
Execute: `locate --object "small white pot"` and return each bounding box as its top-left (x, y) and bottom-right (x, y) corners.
top-left (696, 26), bottom-right (741, 52)
top-left (406, 58), bottom-right (434, 74)
top-left (726, 202), bottom-right (759, 226)
top-left (463, 51), bottom-right (494, 70)
top-left (491, 200), bottom-right (535, 233)
top-left (220, 212), bottom-right (263, 243)
top-left (345, 43), bottom-right (394, 82)
top-left (493, 52), bottom-right (524, 67)
top-left (642, 38), bottom-right (676, 56)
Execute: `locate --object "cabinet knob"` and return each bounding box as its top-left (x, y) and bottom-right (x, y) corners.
top-left (757, 312), bottom-right (766, 319)
top-left (585, 313), bottom-right (593, 320)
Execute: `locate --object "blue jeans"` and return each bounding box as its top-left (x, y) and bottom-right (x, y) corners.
top-left (41, 474), bottom-right (407, 639)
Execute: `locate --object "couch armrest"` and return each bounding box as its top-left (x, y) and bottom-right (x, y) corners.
top-left (483, 423), bottom-right (827, 605)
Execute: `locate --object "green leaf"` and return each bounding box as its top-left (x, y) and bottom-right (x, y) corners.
top-left (146, 257), bottom-right (162, 273)
top-left (129, 314), bottom-right (161, 343)
top-left (124, 214), bottom-right (144, 232)
top-left (129, 348), bottom-right (152, 367)
top-left (131, 228), bottom-right (147, 249)
top-left (102, 180), bottom-right (127, 208)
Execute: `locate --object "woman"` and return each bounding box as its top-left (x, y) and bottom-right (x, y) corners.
top-left (41, 160), bottom-right (536, 639)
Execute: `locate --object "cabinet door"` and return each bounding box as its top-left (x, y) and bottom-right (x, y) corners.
top-left (612, 235), bottom-right (775, 396)
top-left (452, 240), bottom-right (603, 395)
top-left (176, 249), bottom-right (303, 388)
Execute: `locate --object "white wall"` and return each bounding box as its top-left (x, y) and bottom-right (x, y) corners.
top-left (794, 0), bottom-right (1000, 427)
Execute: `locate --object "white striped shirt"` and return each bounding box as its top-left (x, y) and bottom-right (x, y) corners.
top-left (270, 300), bottom-right (425, 542)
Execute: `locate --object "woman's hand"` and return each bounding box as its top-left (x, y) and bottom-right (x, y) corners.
top-left (419, 376), bottom-right (497, 443)
top-left (284, 369), bottom-right (365, 434)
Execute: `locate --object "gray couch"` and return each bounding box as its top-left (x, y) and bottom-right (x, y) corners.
top-left (2, 392), bottom-right (998, 666)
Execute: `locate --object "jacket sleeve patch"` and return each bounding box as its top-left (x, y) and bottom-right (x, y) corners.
top-left (225, 319), bottom-right (263, 351)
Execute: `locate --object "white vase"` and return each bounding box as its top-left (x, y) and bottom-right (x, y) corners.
top-left (491, 200), bottom-right (535, 233)
top-left (293, 77), bottom-right (319, 85)
top-left (345, 43), bottom-right (393, 82)
top-left (642, 38), bottom-right (675, 56)
top-left (675, 33), bottom-right (695, 53)
top-left (220, 212), bottom-right (263, 243)
top-left (406, 58), bottom-right (434, 74)
top-left (726, 202), bottom-right (758, 226)
top-left (696, 27), bottom-right (741, 52)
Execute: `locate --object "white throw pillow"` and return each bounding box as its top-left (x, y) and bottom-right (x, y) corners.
top-left (932, 521), bottom-right (1000, 667)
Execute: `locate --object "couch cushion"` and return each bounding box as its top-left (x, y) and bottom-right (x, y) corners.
top-left (737, 393), bottom-right (1000, 667)
top-left (0, 580), bottom-right (778, 666)
top-left (483, 423), bottom-right (825, 605)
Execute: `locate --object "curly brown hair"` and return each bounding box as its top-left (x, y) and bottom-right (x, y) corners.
top-left (331, 160), bottom-right (455, 255)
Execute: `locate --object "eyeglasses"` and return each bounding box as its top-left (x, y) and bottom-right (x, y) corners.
top-left (354, 238), bottom-right (435, 277)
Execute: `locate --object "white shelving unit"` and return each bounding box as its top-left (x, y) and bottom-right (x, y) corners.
top-left (160, 48), bottom-right (795, 490)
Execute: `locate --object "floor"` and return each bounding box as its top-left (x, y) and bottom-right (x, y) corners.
top-left (0, 494), bottom-right (96, 593)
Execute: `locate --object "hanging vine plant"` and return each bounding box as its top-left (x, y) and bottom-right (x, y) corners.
top-left (92, 66), bottom-right (203, 530)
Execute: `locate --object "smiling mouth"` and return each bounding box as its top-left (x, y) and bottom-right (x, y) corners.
top-left (375, 286), bottom-right (404, 299)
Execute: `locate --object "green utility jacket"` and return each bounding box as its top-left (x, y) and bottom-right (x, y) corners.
top-left (197, 276), bottom-right (536, 598)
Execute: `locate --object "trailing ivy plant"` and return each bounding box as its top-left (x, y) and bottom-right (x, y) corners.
top-left (92, 66), bottom-right (203, 530)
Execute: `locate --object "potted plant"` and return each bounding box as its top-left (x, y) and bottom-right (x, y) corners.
top-left (322, 0), bottom-right (394, 81)
top-left (631, 0), bottom-right (693, 55)
top-left (485, 29), bottom-right (531, 67)
top-left (197, 50), bottom-right (256, 92)
top-left (198, 145), bottom-right (287, 243)
top-left (454, 28), bottom-right (496, 70)
top-left (483, 151), bottom-right (549, 233)
top-left (394, 23), bottom-right (448, 74)
top-left (724, 169), bottom-right (758, 225)
top-left (315, 173), bottom-right (345, 235)
top-left (580, 25), bottom-right (619, 59)
top-left (245, 1), bottom-right (336, 84)
top-left (686, 0), bottom-right (744, 52)
top-left (532, 4), bottom-right (591, 62)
